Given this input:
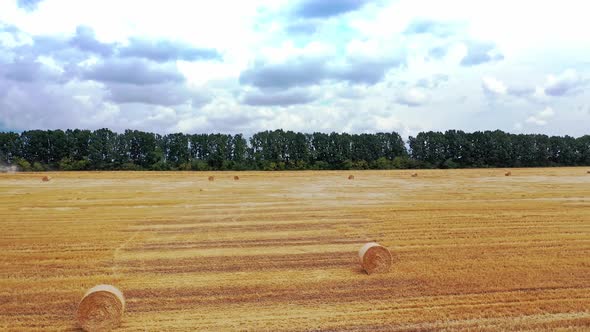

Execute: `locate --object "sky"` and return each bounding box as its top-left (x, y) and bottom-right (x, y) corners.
top-left (0, 0), bottom-right (589, 138)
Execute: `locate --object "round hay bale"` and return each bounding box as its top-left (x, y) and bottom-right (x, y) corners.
top-left (208, 176), bottom-right (215, 181)
top-left (348, 175), bottom-right (354, 180)
top-left (358, 242), bottom-right (392, 275)
top-left (77, 284), bottom-right (125, 332)
top-left (587, 170), bottom-right (590, 174)
top-left (41, 176), bottom-right (51, 182)
top-left (234, 175), bottom-right (240, 181)
top-left (505, 171), bottom-right (511, 176)
top-left (411, 172), bottom-right (418, 177)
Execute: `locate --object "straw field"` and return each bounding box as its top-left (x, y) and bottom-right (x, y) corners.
top-left (1, 168), bottom-right (589, 331)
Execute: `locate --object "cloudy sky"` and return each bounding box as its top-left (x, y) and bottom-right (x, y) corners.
top-left (1, 0), bottom-right (589, 137)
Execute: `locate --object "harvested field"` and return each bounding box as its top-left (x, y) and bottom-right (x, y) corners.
top-left (1, 168), bottom-right (589, 331)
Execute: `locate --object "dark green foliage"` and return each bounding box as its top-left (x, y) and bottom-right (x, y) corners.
top-left (58, 157), bottom-right (89, 171)
top-left (14, 158), bottom-right (32, 171)
top-left (88, 128), bottom-right (118, 170)
top-left (0, 128), bottom-right (588, 171)
top-left (32, 162), bottom-right (45, 171)
top-left (408, 130), bottom-right (589, 168)
top-left (0, 132), bottom-right (20, 164)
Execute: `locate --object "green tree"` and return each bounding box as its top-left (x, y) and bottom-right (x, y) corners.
top-left (0, 132), bottom-right (20, 164)
top-left (88, 128), bottom-right (118, 169)
top-left (15, 158), bottom-right (32, 171)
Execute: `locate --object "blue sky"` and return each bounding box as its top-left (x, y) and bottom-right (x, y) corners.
top-left (0, 0), bottom-right (589, 137)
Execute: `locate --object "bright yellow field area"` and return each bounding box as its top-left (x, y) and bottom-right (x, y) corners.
top-left (1, 168), bottom-right (589, 331)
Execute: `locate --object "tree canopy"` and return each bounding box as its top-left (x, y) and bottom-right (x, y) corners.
top-left (0, 129), bottom-right (588, 171)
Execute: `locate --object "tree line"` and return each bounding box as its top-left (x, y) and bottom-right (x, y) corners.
top-left (0, 129), bottom-right (588, 171)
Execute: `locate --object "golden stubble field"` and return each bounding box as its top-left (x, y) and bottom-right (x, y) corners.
top-left (0, 168), bottom-right (589, 331)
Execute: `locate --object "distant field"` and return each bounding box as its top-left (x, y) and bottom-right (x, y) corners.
top-left (1, 168), bottom-right (589, 331)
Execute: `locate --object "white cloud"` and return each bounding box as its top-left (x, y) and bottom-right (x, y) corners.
top-left (538, 107), bottom-right (554, 118)
top-left (530, 86), bottom-right (548, 102)
top-left (543, 69), bottom-right (587, 96)
top-left (525, 117), bottom-right (547, 126)
top-left (482, 77), bottom-right (507, 95)
top-left (346, 38), bottom-right (394, 59)
top-left (395, 88), bottom-right (428, 107)
top-left (525, 106), bottom-right (555, 126)
top-left (374, 114), bottom-right (403, 132)
top-left (0, 0), bottom-right (589, 137)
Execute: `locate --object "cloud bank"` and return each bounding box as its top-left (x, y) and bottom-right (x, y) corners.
top-left (0, 0), bottom-right (588, 138)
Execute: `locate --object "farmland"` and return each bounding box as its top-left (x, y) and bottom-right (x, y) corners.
top-left (0, 168), bottom-right (589, 331)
